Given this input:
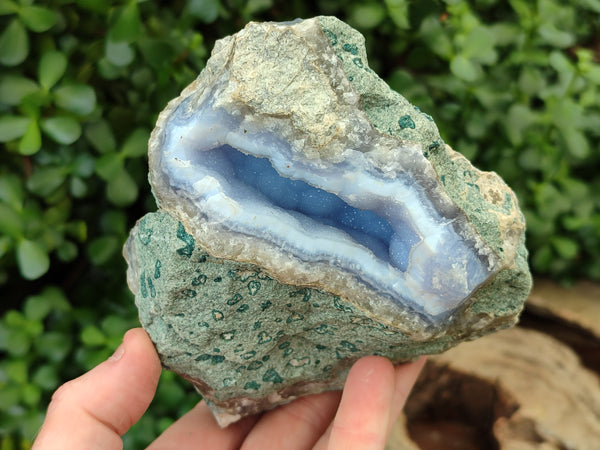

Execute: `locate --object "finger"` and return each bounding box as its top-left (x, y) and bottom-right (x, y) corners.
top-left (33, 328), bottom-right (161, 450)
top-left (385, 356), bottom-right (426, 437)
top-left (314, 356), bottom-right (397, 450)
top-left (147, 400), bottom-right (259, 450)
top-left (240, 390), bottom-right (342, 450)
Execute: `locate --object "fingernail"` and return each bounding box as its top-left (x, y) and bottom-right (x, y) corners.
top-left (109, 343), bottom-right (125, 362)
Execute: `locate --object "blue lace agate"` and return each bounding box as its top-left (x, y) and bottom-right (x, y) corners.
top-left (153, 94), bottom-right (500, 319)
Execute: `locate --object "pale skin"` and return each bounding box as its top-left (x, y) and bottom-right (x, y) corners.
top-left (33, 328), bottom-right (426, 450)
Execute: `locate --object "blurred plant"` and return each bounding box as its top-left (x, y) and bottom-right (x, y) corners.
top-left (1, 0), bottom-right (599, 448)
top-left (0, 0), bottom-right (208, 447)
top-left (388, 0), bottom-right (600, 280)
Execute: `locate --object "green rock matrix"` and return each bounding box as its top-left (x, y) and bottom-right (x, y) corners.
top-left (125, 16), bottom-right (531, 425)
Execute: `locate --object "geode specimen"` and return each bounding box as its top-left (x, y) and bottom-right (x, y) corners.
top-left (124, 16), bottom-right (532, 426)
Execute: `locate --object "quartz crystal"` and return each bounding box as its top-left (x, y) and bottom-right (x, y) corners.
top-left (125, 16), bottom-right (532, 426)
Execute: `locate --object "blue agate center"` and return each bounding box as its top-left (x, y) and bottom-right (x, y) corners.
top-left (157, 94), bottom-right (498, 318)
top-left (220, 145), bottom-right (419, 270)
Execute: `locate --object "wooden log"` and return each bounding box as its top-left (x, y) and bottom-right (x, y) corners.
top-left (387, 327), bottom-right (600, 449)
top-left (524, 279), bottom-right (600, 373)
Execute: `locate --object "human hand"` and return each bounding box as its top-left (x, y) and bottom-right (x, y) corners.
top-left (33, 328), bottom-right (426, 450)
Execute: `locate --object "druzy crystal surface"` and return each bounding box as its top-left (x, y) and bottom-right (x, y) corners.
top-left (125, 16), bottom-right (531, 426)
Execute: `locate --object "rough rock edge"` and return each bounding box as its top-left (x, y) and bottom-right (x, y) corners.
top-left (148, 17), bottom-right (530, 332)
top-left (132, 17), bottom-right (532, 425)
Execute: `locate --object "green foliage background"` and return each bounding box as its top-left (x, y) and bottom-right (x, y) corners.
top-left (1, 0), bottom-right (599, 447)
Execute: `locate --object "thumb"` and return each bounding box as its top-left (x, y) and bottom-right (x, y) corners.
top-left (33, 328), bottom-right (162, 450)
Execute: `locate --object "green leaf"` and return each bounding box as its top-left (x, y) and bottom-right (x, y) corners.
top-left (243, 0), bottom-right (271, 15)
top-left (461, 26), bottom-right (497, 65)
top-left (24, 293), bottom-right (54, 321)
top-left (87, 235), bottom-right (119, 265)
top-left (4, 309), bottom-right (27, 327)
top-left (130, 66), bottom-right (154, 89)
top-left (0, 75), bottom-right (39, 105)
top-left (188, 0), bottom-right (220, 23)
top-left (488, 23), bottom-right (523, 46)
top-left (561, 177), bottom-right (590, 200)
top-left (56, 239), bottom-right (79, 262)
top-left (384, 0), bottom-right (409, 29)
top-left (19, 5), bottom-right (56, 32)
top-left (561, 128), bottom-right (590, 159)
top-left (107, 169), bottom-right (138, 206)
top-left (0, 174), bottom-right (23, 210)
top-left (419, 16), bottom-right (453, 59)
top-left (549, 50), bottom-right (574, 75)
top-left (0, 203), bottom-right (22, 238)
top-left (53, 84), bottom-right (96, 115)
top-left (450, 55), bottom-right (482, 82)
top-left (6, 359), bottom-right (27, 384)
top-left (349, 2), bottom-right (386, 29)
top-left (0, 386), bottom-right (20, 411)
top-left (97, 56), bottom-right (124, 79)
top-left (41, 116), bottom-right (82, 144)
top-left (26, 166), bottom-right (68, 196)
top-left (76, 0), bottom-right (111, 13)
top-left (551, 236), bottom-right (579, 260)
top-left (109, 1), bottom-right (141, 43)
top-left (31, 365), bottom-right (59, 391)
top-left (0, 19), bottom-right (28, 66)
top-left (105, 40), bottom-right (135, 67)
top-left (579, 0), bottom-right (600, 12)
top-left (16, 239), bottom-right (50, 280)
top-left (583, 65), bottom-right (600, 85)
top-left (0, 115), bottom-right (29, 142)
top-left (562, 215), bottom-right (585, 231)
top-left (24, 287), bottom-right (69, 321)
top-left (72, 153), bottom-right (95, 177)
top-left (18, 119), bottom-right (41, 155)
top-left (38, 51), bottom-right (67, 90)
top-left (0, 0), bottom-right (18, 15)
top-left (0, 235), bottom-right (13, 258)
top-left (81, 325), bottom-right (107, 346)
top-left (35, 332), bottom-right (71, 362)
top-left (66, 220), bottom-right (87, 241)
top-left (138, 39), bottom-right (176, 69)
top-left (121, 128), bottom-right (150, 158)
top-left (101, 210), bottom-right (127, 235)
top-left (550, 97), bottom-right (581, 130)
top-left (101, 315), bottom-right (131, 337)
top-left (535, 182), bottom-right (571, 220)
top-left (155, 372), bottom-right (187, 407)
top-left (518, 66), bottom-right (546, 96)
top-left (1, 328), bottom-right (30, 356)
top-left (95, 152), bottom-right (124, 180)
top-left (57, 239), bottom-right (79, 260)
top-left (77, 348), bottom-right (112, 370)
top-left (537, 23), bottom-right (574, 48)
top-left (85, 120), bottom-right (116, 153)
top-left (531, 244), bottom-right (552, 272)
top-left (506, 104), bottom-right (537, 146)
top-left (509, 0), bottom-right (534, 23)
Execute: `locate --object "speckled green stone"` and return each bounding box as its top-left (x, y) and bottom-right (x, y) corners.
top-left (127, 211), bottom-right (464, 421)
top-left (125, 16), bottom-right (531, 426)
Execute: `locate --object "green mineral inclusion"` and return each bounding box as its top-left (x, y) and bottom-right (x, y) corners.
top-left (131, 211), bottom-right (483, 400)
top-left (128, 16), bottom-right (531, 416)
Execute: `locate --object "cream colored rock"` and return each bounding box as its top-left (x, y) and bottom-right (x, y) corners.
top-left (397, 327), bottom-right (600, 449)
